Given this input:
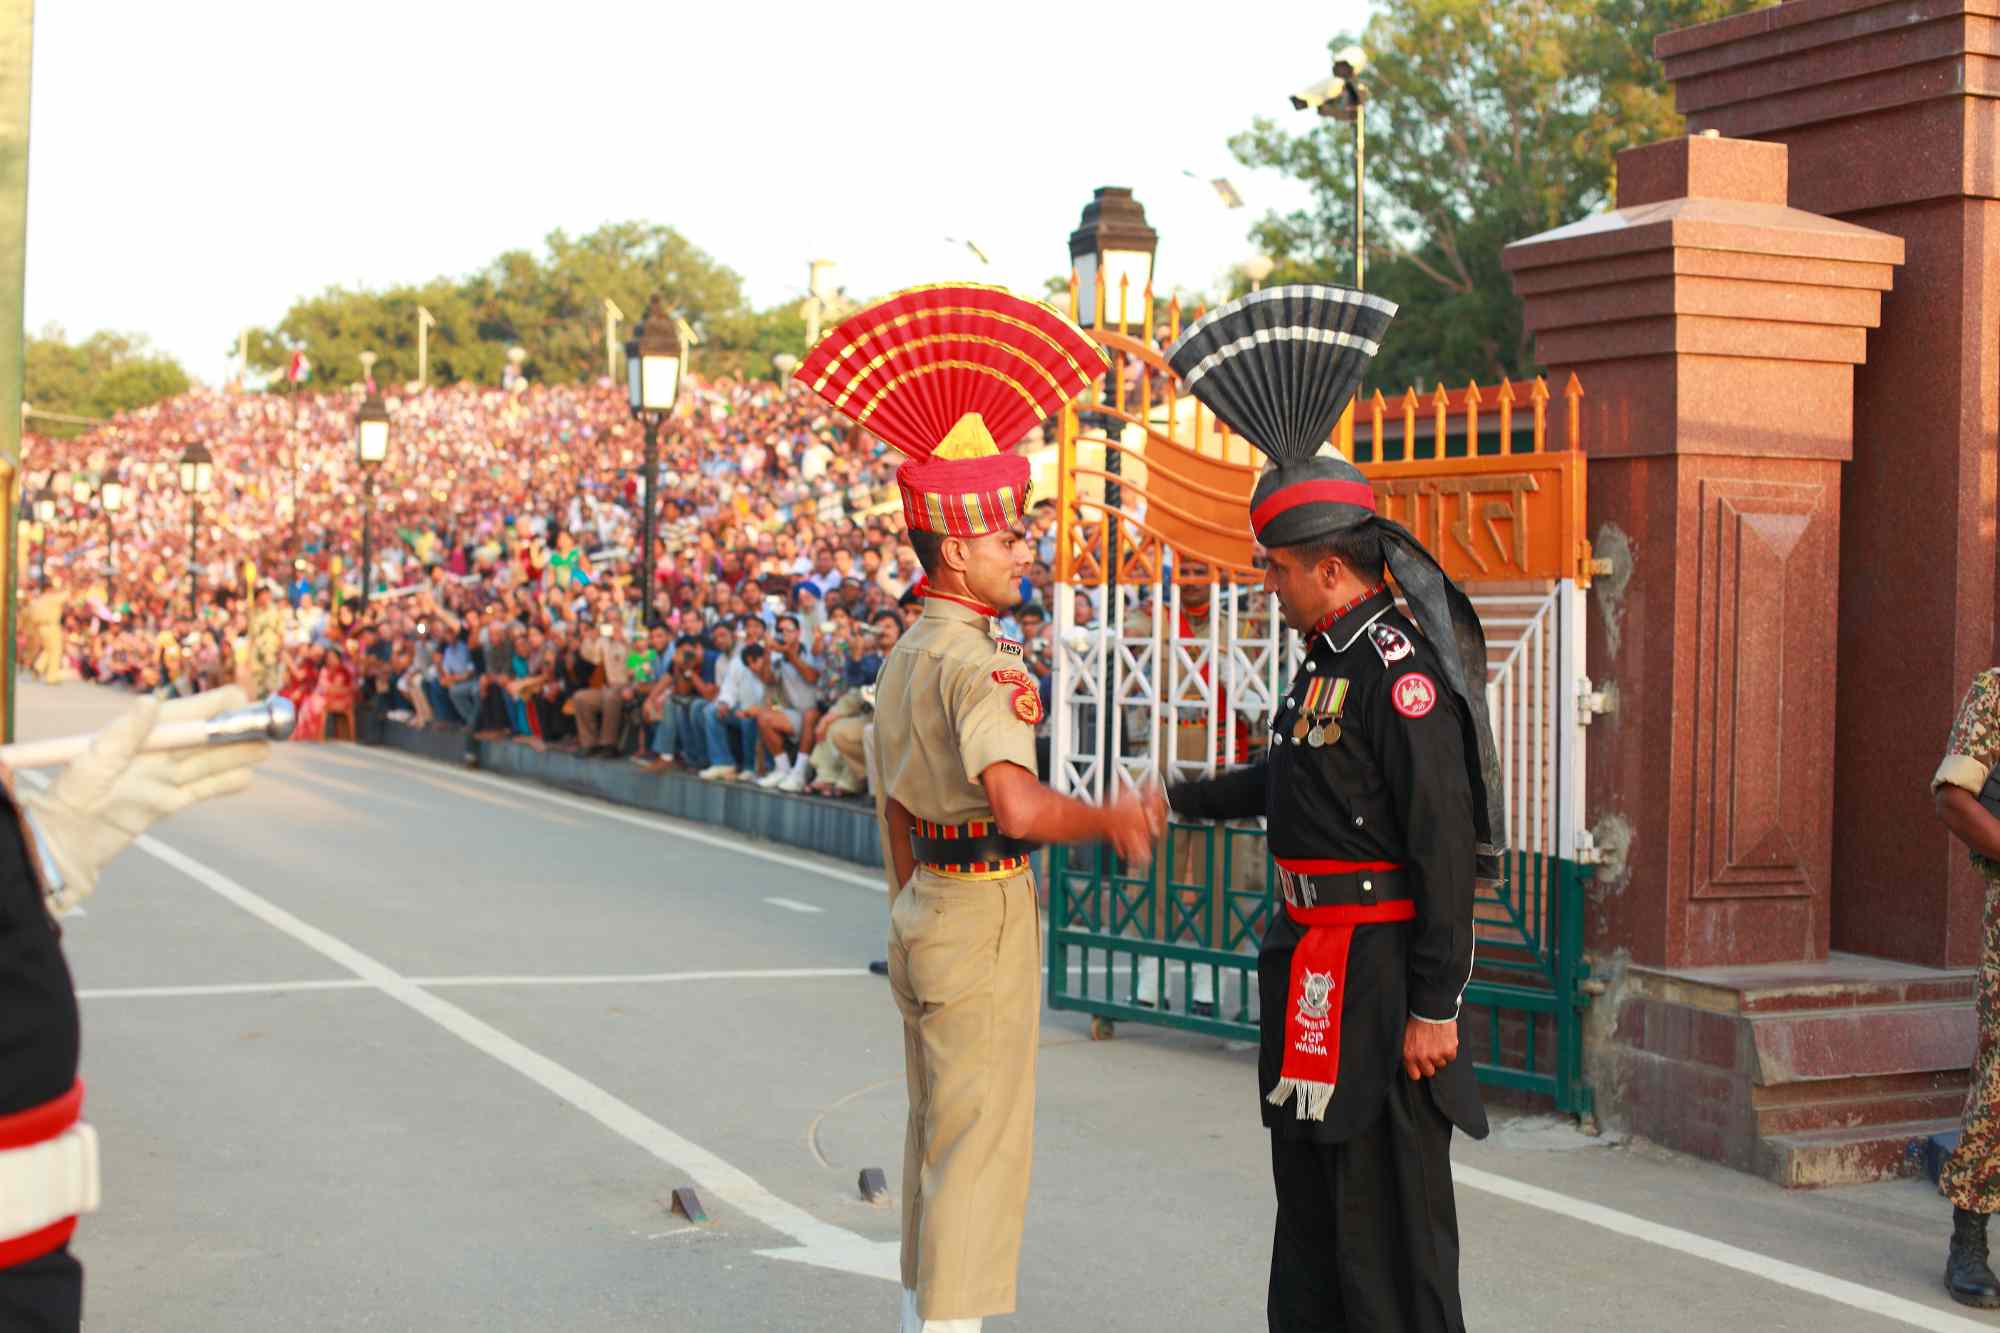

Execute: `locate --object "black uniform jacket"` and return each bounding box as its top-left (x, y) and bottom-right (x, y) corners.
top-left (1169, 588), bottom-right (1489, 1144)
top-left (0, 781), bottom-right (80, 1125)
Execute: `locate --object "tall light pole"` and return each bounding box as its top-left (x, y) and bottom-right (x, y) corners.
top-left (355, 391), bottom-right (390, 609)
top-left (178, 441), bottom-right (213, 617)
top-left (416, 306), bottom-right (436, 390)
top-left (772, 351), bottom-right (797, 390)
top-left (625, 294), bottom-right (686, 630)
top-left (1069, 186), bottom-right (1158, 333)
top-left (99, 472), bottom-right (123, 605)
top-left (603, 297), bottom-right (625, 382)
top-left (290, 403), bottom-right (308, 570)
top-left (30, 482), bottom-right (52, 590)
top-left (1068, 185), bottom-right (1159, 510)
top-left (1334, 47), bottom-right (1368, 288)
top-left (1242, 254), bottom-right (1275, 292)
top-left (1068, 187), bottom-right (1158, 776)
top-left (68, 471), bottom-right (95, 593)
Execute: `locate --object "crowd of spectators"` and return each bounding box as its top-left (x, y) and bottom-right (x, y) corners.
top-left (16, 374), bottom-right (1066, 798)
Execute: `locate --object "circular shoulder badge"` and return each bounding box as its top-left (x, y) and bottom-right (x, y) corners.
top-left (1391, 672), bottom-right (1438, 719)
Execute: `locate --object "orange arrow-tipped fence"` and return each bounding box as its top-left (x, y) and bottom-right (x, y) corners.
top-left (1053, 276), bottom-right (1590, 589)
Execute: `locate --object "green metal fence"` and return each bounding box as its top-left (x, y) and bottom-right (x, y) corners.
top-left (1047, 823), bottom-right (1595, 1117)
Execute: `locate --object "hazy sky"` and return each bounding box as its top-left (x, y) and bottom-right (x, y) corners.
top-left (21, 0), bottom-right (1373, 385)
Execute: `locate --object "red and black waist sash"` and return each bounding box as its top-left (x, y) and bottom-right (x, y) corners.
top-left (910, 817), bottom-right (1033, 880)
top-left (0, 1080), bottom-right (90, 1269)
top-left (1267, 859), bottom-right (1414, 1122)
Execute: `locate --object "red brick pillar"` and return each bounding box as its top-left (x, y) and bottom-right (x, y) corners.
top-left (1658, 0), bottom-right (1997, 968)
top-left (1504, 135), bottom-right (1901, 968)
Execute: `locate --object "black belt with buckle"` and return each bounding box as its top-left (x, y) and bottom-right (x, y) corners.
top-left (1273, 864), bottom-right (1410, 911)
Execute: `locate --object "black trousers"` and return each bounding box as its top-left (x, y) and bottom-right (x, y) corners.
top-left (0, 1247), bottom-right (82, 1332)
top-left (1268, 1075), bottom-right (1465, 1332)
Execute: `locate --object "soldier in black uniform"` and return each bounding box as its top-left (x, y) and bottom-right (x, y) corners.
top-left (1161, 286), bottom-right (1505, 1332)
top-left (0, 776), bottom-right (84, 1332)
top-left (0, 688), bottom-right (268, 1331)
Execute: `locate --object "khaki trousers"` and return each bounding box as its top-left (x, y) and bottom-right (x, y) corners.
top-left (888, 866), bottom-right (1042, 1321)
top-left (571, 688), bottom-right (622, 749)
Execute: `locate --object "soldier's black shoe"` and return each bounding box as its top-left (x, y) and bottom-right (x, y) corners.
top-left (1947, 1207), bottom-right (2000, 1307)
top-left (1190, 1000), bottom-right (1218, 1018)
top-left (867, 960), bottom-right (889, 977)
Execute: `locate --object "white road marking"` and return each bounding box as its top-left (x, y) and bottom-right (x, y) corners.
top-left (266, 766), bottom-right (391, 802)
top-left (420, 967), bottom-right (862, 988)
top-left (77, 968), bottom-right (871, 1000)
top-left (763, 897), bottom-right (824, 914)
top-left (125, 829), bottom-right (899, 1283)
top-left (349, 744), bottom-right (890, 893)
top-left (74, 962), bottom-right (1145, 1001)
top-left (78, 979), bottom-right (374, 1000)
top-left (1454, 1164), bottom-right (1993, 1332)
top-left (301, 754), bottom-right (586, 826)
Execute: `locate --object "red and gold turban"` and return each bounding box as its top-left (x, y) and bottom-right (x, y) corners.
top-left (794, 283), bottom-right (1107, 537)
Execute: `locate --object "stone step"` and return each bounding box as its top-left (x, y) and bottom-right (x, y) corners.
top-left (1757, 1117), bottom-right (1960, 1189)
top-left (1614, 993), bottom-right (1977, 1086)
top-left (1630, 955), bottom-right (1978, 1017)
top-left (1747, 1001), bottom-right (1976, 1085)
top-left (1753, 1072), bottom-right (1969, 1137)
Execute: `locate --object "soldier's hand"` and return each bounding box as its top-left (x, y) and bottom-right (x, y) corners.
top-left (1102, 793), bottom-right (1158, 868)
top-left (1401, 1016), bottom-right (1459, 1081)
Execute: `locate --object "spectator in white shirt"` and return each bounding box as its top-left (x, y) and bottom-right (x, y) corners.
top-left (698, 641), bottom-right (772, 780)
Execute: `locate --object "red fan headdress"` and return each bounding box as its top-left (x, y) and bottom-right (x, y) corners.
top-left (794, 283), bottom-right (1107, 536)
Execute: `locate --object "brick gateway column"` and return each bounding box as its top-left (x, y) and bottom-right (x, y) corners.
top-left (1657, 0), bottom-right (2000, 968)
top-left (1505, 134), bottom-right (1902, 968)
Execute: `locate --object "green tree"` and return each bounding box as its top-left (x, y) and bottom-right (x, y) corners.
top-left (1230, 0), bottom-right (1774, 390)
top-left (24, 327), bottom-right (190, 436)
top-left (247, 221), bottom-right (805, 391)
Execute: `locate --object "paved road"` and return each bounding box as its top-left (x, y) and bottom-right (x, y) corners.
top-left (18, 680), bottom-right (1992, 1331)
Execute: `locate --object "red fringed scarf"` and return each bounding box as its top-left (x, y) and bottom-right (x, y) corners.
top-left (1268, 865), bottom-right (1414, 1121)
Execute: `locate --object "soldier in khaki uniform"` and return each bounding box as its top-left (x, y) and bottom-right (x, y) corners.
top-left (796, 284), bottom-right (1162, 1333)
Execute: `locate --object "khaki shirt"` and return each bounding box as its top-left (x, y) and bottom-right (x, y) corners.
top-left (875, 596), bottom-right (1040, 826)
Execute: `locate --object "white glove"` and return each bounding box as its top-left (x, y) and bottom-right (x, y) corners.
top-left (23, 686), bottom-right (271, 912)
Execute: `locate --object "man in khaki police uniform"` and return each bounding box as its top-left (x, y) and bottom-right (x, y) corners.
top-left (795, 284), bottom-right (1163, 1332)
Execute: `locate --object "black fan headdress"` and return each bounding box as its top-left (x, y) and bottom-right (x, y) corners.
top-left (1166, 283), bottom-right (1507, 870)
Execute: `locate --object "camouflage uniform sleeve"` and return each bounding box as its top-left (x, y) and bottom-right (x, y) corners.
top-left (949, 647), bottom-right (1042, 786)
top-left (1935, 669), bottom-right (2000, 794)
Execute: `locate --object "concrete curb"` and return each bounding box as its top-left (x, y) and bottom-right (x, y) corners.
top-left (381, 721), bottom-right (883, 870)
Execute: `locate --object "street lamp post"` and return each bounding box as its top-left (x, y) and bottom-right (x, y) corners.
top-left (355, 391), bottom-right (391, 610)
top-left (1068, 188), bottom-right (1159, 770)
top-left (625, 295), bottom-right (686, 630)
top-left (178, 442), bottom-right (214, 616)
top-left (1242, 254), bottom-right (1276, 292)
top-left (1067, 185), bottom-right (1159, 511)
top-left (291, 405), bottom-right (309, 571)
top-left (1331, 47), bottom-right (1369, 288)
top-left (1069, 186), bottom-right (1159, 333)
top-left (31, 484), bottom-right (54, 591)
top-left (772, 352), bottom-right (798, 391)
top-left (99, 474), bottom-right (123, 605)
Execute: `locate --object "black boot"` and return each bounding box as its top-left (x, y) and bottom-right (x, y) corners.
top-left (1948, 1207), bottom-right (2000, 1307)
